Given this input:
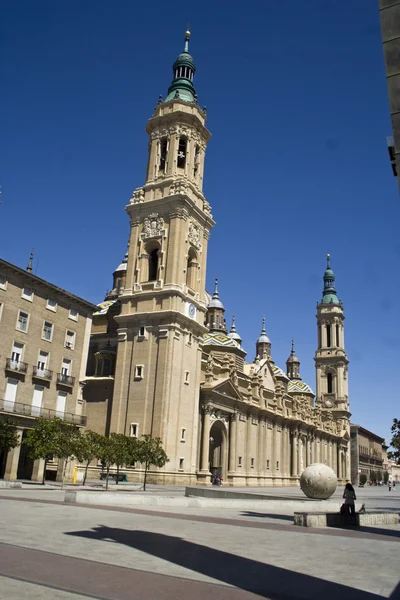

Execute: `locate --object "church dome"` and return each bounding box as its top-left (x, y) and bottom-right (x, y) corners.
top-left (257, 317), bottom-right (270, 344)
top-left (208, 278), bottom-right (225, 309)
top-left (227, 315), bottom-right (242, 344)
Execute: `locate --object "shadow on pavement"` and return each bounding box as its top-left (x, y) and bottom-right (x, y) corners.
top-left (66, 525), bottom-right (389, 599)
top-left (240, 511), bottom-right (293, 521)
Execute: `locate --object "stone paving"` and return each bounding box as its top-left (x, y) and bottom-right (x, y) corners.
top-left (0, 485), bottom-right (398, 599)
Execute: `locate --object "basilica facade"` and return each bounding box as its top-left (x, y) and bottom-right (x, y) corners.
top-left (84, 32), bottom-right (351, 486)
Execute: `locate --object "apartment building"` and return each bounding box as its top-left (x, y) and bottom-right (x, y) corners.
top-left (0, 258), bottom-right (97, 481)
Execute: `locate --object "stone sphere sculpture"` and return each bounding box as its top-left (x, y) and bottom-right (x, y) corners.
top-left (300, 463), bottom-right (337, 499)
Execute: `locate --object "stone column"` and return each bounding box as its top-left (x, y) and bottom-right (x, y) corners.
top-left (3, 429), bottom-right (23, 481)
top-left (258, 417), bottom-right (265, 480)
top-left (246, 412), bottom-right (252, 475)
top-left (298, 435), bottom-right (304, 474)
top-left (337, 446), bottom-right (342, 479)
top-left (271, 421), bottom-right (277, 477)
top-left (200, 406), bottom-right (211, 472)
top-left (228, 413), bottom-right (237, 473)
top-left (305, 436), bottom-right (310, 467)
top-left (281, 425), bottom-right (288, 478)
top-left (31, 458), bottom-right (45, 483)
top-left (291, 430), bottom-right (298, 477)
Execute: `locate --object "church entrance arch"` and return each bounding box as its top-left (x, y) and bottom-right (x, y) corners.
top-left (209, 420), bottom-right (228, 483)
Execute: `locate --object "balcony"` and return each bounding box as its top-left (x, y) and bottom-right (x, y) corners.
top-left (32, 366), bottom-right (53, 381)
top-left (57, 373), bottom-right (75, 387)
top-left (5, 358), bottom-right (28, 374)
top-left (0, 398), bottom-right (86, 426)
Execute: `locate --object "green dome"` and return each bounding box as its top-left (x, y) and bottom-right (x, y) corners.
top-left (165, 32), bottom-right (197, 103)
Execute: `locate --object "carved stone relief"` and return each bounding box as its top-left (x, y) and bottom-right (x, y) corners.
top-left (142, 213), bottom-right (164, 238)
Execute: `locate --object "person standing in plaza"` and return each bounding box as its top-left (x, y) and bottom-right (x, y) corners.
top-left (343, 483), bottom-right (357, 522)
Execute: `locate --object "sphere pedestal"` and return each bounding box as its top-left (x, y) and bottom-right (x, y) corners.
top-left (300, 463), bottom-right (337, 499)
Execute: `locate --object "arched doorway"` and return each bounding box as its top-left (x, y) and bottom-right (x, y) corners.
top-left (209, 421), bottom-right (227, 483)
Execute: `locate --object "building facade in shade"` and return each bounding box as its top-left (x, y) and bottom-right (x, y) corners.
top-left (380, 0), bottom-right (400, 184)
top-left (0, 258), bottom-right (97, 482)
top-left (83, 33), bottom-right (351, 485)
top-left (350, 424), bottom-right (385, 486)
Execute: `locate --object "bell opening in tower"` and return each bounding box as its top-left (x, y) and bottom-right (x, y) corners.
top-left (159, 138), bottom-right (168, 172)
top-left (149, 248), bottom-right (159, 282)
top-left (177, 137), bottom-right (187, 168)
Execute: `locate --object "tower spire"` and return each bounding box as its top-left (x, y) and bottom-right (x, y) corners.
top-left (207, 278), bottom-right (226, 332)
top-left (165, 30), bottom-right (197, 103)
top-left (228, 314), bottom-right (242, 345)
top-left (256, 316), bottom-right (271, 359)
top-left (286, 339), bottom-right (301, 379)
top-left (321, 253), bottom-right (339, 305)
top-left (26, 250), bottom-right (34, 273)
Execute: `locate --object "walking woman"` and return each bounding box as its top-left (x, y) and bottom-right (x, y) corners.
top-left (343, 483), bottom-right (357, 522)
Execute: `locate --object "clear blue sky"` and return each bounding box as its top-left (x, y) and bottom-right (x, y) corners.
top-left (1, 1), bottom-right (399, 443)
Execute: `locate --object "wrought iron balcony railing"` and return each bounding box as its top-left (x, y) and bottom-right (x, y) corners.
top-left (32, 366), bottom-right (53, 380)
top-left (0, 398), bottom-right (86, 426)
top-left (5, 358), bottom-right (28, 374)
top-left (57, 373), bottom-right (75, 387)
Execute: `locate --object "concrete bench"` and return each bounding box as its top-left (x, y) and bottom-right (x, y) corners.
top-left (294, 511), bottom-right (399, 528)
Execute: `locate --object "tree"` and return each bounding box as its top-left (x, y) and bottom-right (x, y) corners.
top-left (388, 418), bottom-right (400, 464)
top-left (25, 418), bottom-right (80, 488)
top-left (359, 473), bottom-right (367, 486)
top-left (97, 435), bottom-right (116, 491)
top-left (370, 470), bottom-right (377, 484)
top-left (0, 419), bottom-right (19, 475)
top-left (384, 471), bottom-right (389, 485)
top-left (109, 433), bottom-right (138, 485)
top-left (73, 430), bottom-right (103, 486)
top-left (136, 435), bottom-right (169, 491)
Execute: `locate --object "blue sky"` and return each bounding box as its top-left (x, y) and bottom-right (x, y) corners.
top-left (1, 1), bottom-right (399, 443)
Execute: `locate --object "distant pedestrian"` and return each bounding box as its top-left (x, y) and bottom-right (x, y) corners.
top-left (389, 482), bottom-right (392, 492)
top-left (343, 483), bottom-right (357, 522)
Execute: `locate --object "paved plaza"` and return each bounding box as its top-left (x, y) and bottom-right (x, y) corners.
top-left (0, 485), bottom-right (399, 599)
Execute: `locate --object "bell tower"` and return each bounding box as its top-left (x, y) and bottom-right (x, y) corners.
top-left (110, 32), bottom-right (214, 484)
top-left (314, 255), bottom-right (350, 421)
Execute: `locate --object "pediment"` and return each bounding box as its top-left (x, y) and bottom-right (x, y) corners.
top-left (205, 377), bottom-right (243, 401)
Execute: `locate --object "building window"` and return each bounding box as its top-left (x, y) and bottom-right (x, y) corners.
top-left (11, 342), bottom-right (24, 366)
top-left (193, 144), bottom-right (200, 176)
top-left (130, 423), bottom-right (138, 438)
top-left (65, 330), bottom-right (76, 350)
top-left (46, 298), bottom-right (57, 312)
top-left (42, 321), bottom-right (53, 341)
top-left (188, 333), bottom-right (192, 345)
top-left (238, 456), bottom-right (242, 467)
top-left (61, 358), bottom-right (71, 376)
top-left (326, 324), bottom-right (331, 347)
top-left (215, 315), bottom-right (220, 328)
top-left (276, 461), bottom-right (280, 470)
top-left (184, 371), bottom-right (190, 385)
top-left (139, 326), bottom-right (145, 337)
top-left (327, 372), bottom-right (333, 394)
top-left (251, 458), bottom-right (255, 468)
top-left (4, 378), bottom-right (18, 409)
top-left (181, 428), bottom-right (186, 442)
top-left (159, 137), bottom-right (168, 172)
top-left (37, 351), bottom-right (49, 374)
top-left (177, 136), bottom-right (187, 168)
top-left (0, 274), bottom-right (7, 290)
top-left (179, 458), bottom-right (184, 470)
top-left (21, 286), bottom-right (33, 301)
top-left (266, 460), bottom-right (270, 470)
top-left (148, 248), bottom-right (159, 282)
top-left (69, 308), bottom-right (78, 321)
top-left (135, 365), bottom-right (144, 380)
top-left (56, 391), bottom-right (67, 417)
top-left (17, 311), bottom-right (29, 333)
top-left (186, 248), bottom-right (198, 289)
top-left (336, 324), bottom-right (340, 347)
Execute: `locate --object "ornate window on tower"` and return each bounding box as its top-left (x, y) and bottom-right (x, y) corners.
top-left (177, 136), bottom-right (187, 168)
top-left (159, 137), bottom-right (168, 172)
top-left (336, 324), bottom-right (340, 347)
top-left (193, 144), bottom-right (200, 177)
top-left (149, 248), bottom-right (159, 281)
top-left (327, 372), bottom-right (333, 394)
top-left (326, 324), bottom-right (331, 347)
top-left (186, 248), bottom-right (198, 290)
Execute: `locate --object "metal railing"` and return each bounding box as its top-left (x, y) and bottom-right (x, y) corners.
top-left (0, 398), bottom-right (86, 426)
top-left (57, 373), bottom-right (75, 386)
top-left (5, 358), bottom-right (28, 373)
top-left (32, 366), bottom-right (53, 380)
